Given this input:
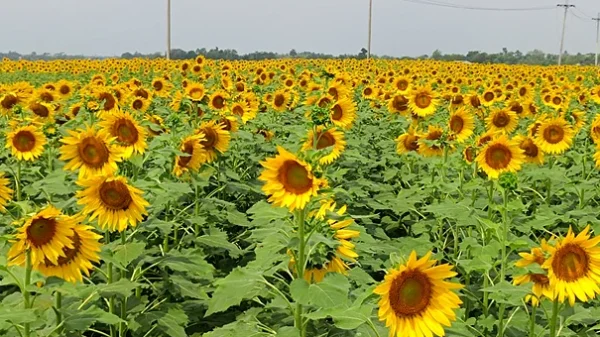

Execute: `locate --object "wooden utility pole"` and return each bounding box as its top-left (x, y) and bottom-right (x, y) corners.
top-left (167, 0), bottom-right (171, 60)
top-left (368, 0), bottom-right (373, 59)
top-left (594, 13), bottom-right (600, 66)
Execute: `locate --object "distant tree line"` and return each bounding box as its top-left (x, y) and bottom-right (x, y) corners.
top-left (0, 47), bottom-right (598, 65)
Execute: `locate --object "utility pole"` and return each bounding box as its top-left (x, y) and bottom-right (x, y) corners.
top-left (367, 0), bottom-right (373, 59)
top-left (594, 13), bottom-right (600, 66)
top-left (557, 1), bottom-right (575, 65)
top-left (166, 0), bottom-right (171, 60)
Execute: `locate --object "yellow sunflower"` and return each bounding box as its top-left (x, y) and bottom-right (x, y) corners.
top-left (534, 117), bottom-right (574, 155)
top-left (514, 135), bottom-right (544, 165)
top-left (408, 85), bottom-right (438, 117)
top-left (0, 92), bottom-right (21, 115)
top-left (514, 244), bottom-right (552, 306)
top-left (37, 218), bottom-right (102, 283)
top-left (219, 116), bottom-right (239, 133)
top-left (7, 205), bottom-right (76, 267)
top-left (475, 134), bottom-right (524, 179)
top-left (129, 97), bottom-right (150, 113)
top-left (271, 89), bottom-right (291, 112)
top-left (77, 175), bottom-right (149, 232)
top-left (542, 226), bottom-right (600, 306)
top-left (330, 98), bottom-right (356, 130)
top-left (230, 101), bottom-right (257, 123)
top-left (185, 82), bottom-right (206, 101)
top-left (302, 126), bottom-right (346, 165)
top-left (374, 251), bottom-right (463, 337)
top-left (28, 101), bottom-right (55, 120)
top-left (259, 146), bottom-right (325, 211)
top-left (418, 125), bottom-right (445, 157)
top-left (388, 94), bottom-right (410, 115)
top-left (0, 172), bottom-right (14, 212)
top-left (173, 133), bottom-right (208, 177)
top-left (59, 127), bottom-right (124, 178)
top-left (209, 90), bottom-right (229, 111)
top-left (196, 120), bottom-right (231, 162)
top-left (448, 108), bottom-right (475, 143)
top-left (396, 130), bottom-right (420, 154)
top-left (6, 125), bottom-right (47, 161)
top-left (486, 108), bottom-right (518, 134)
top-left (99, 110), bottom-right (147, 159)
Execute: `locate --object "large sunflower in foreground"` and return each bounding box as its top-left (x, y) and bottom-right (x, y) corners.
top-left (330, 98), bottom-right (357, 129)
top-left (302, 126), bottom-right (346, 165)
top-left (475, 134), bottom-right (524, 179)
top-left (173, 133), bottom-right (208, 177)
top-left (196, 120), bottom-right (231, 163)
top-left (59, 127), bottom-right (124, 178)
top-left (259, 146), bottom-right (325, 211)
top-left (0, 172), bottom-right (13, 212)
top-left (374, 251), bottom-right (463, 337)
top-left (99, 110), bottom-right (147, 159)
top-left (408, 85), bottom-right (438, 117)
top-left (533, 116), bottom-right (574, 155)
top-left (77, 175), bottom-right (149, 232)
top-left (8, 205), bottom-right (76, 267)
top-left (448, 108), bottom-right (474, 143)
top-left (6, 125), bottom-right (47, 161)
top-left (514, 244), bottom-right (552, 306)
top-left (37, 218), bottom-right (102, 283)
top-left (542, 226), bottom-right (600, 306)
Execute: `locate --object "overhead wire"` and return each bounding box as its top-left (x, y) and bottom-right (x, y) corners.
top-left (400, 0), bottom-right (556, 12)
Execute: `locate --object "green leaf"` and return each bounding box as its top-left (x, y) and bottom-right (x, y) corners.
top-left (157, 307), bottom-right (189, 337)
top-left (63, 307), bottom-right (123, 332)
top-left (112, 241), bottom-right (146, 268)
top-left (171, 274), bottom-right (209, 299)
top-left (304, 305), bottom-right (371, 329)
top-left (307, 273), bottom-right (350, 308)
top-left (0, 308), bottom-right (37, 324)
top-left (195, 230), bottom-right (242, 257)
top-left (98, 278), bottom-right (139, 298)
top-left (290, 279), bottom-right (310, 305)
top-left (205, 268), bottom-right (265, 316)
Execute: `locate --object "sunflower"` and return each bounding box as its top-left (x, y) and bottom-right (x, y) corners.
top-left (7, 205), bottom-right (76, 267)
top-left (396, 129), bottom-right (420, 154)
top-left (392, 76), bottom-right (411, 94)
top-left (463, 146), bottom-right (476, 164)
top-left (542, 226), bottom-right (600, 306)
top-left (99, 110), bottom-right (147, 159)
top-left (259, 146), bottom-right (324, 211)
top-left (408, 86), bottom-right (438, 117)
top-left (185, 82), bottom-right (206, 101)
top-left (514, 244), bottom-right (552, 306)
top-left (330, 98), bottom-right (356, 129)
top-left (514, 135), bottom-right (544, 165)
top-left (476, 134), bottom-right (524, 179)
top-left (95, 90), bottom-right (119, 115)
top-left (173, 133), bottom-right (208, 177)
top-left (196, 120), bottom-right (231, 162)
top-left (374, 251), bottom-right (463, 337)
top-left (59, 127), bottom-right (124, 178)
top-left (590, 114), bottom-right (600, 144)
top-left (28, 101), bottom-right (55, 120)
top-left (0, 172), bottom-right (14, 212)
top-left (6, 125), bottom-right (47, 161)
top-left (480, 88), bottom-right (497, 107)
top-left (448, 108), bottom-right (474, 143)
top-left (219, 116), bottom-right (239, 133)
top-left (37, 218), bottom-right (102, 283)
top-left (230, 101), bottom-right (256, 123)
top-left (151, 77), bottom-right (172, 97)
top-left (388, 94), bottom-right (410, 115)
top-left (418, 125), bottom-right (445, 157)
top-left (77, 175), bottom-right (149, 232)
top-left (271, 89), bottom-right (291, 112)
top-left (0, 92), bottom-right (21, 115)
top-left (302, 126), bottom-right (346, 165)
top-left (534, 117), bottom-right (574, 155)
top-left (129, 97), bottom-right (150, 113)
top-left (486, 108), bottom-right (518, 134)
top-left (209, 90), bottom-right (229, 111)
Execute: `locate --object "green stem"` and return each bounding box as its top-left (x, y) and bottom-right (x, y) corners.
top-left (15, 161), bottom-right (21, 202)
top-left (23, 250), bottom-right (32, 337)
top-left (55, 291), bottom-right (62, 328)
top-left (294, 209), bottom-right (307, 337)
top-left (106, 231), bottom-right (116, 337)
top-left (549, 300), bottom-right (559, 337)
top-left (546, 157), bottom-right (555, 205)
top-left (120, 232), bottom-right (127, 336)
top-left (529, 305), bottom-right (536, 337)
top-left (500, 186), bottom-right (509, 280)
top-left (441, 145), bottom-right (449, 183)
top-left (487, 180), bottom-right (494, 220)
top-left (482, 273), bottom-right (489, 317)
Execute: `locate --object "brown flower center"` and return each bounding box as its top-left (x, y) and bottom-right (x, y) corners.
top-left (77, 136), bottom-right (109, 168)
top-left (13, 130), bottom-right (36, 152)
top-left (278, 160), bottom-right (313, 194)
top-left (520, 138), bottom-right (539, 158)
top-left (30, 102), bottom-right (50, 117)
top-left (388, 270), bottom-right (432, 317)
top-left (552, 243), bottom-right (589, 281)
top-left (492, 111), bottom-right (510, 128)
top-left (273, 94), bottom-right (285, 108)
top-left (27, 217), bottom-right (57, 247)
top-left (315, 131), bottom-right (335, 150)
top-left (113, 118), bottom-right (139, 145)
top-left (201, 127), bottom-right (218, 149)
top-left (414, 92), bottom-right (432, 109)
top-left (99, 180), bottom-right (132, 210)
top-left (404, 135), bottom-right (419, 151)
top-left (485, 144), bottom-right (512, 169)
top-left (331, 104), bottom-right (343, 120)
top-left (1, 94), bottom-right (18, 110)
top-left (543, 125), bottom-right (565, 144)
top-left (450, 115), bottom-right (464, 133)
top-left (178, 141), bottom-right (194, 167)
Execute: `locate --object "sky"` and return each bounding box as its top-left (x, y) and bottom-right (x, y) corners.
top-left (1, 0), bottom-right (599, 57)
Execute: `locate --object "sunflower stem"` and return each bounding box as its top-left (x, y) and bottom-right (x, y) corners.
top-left (529, 304), bottom-right (536, 337)
top-left (546, 156), bottom-right (555, 205)
top-left (549, 299), bottom-right (559, 337)
top-left (15, 160), bottom-right (21, 202)
top-left (55, 291), bottom-right (62, 329)
top-left (120, 232), bottom-right (127, 336)
top-left (105, 230), bottom-right (116, 337)
top-left (441, 145), bottom-right (448, 183)
top-left (23, 250), bottom-right (32, 337)
top-left (497, 185), bottom-right (510, 337)
top-left (294, 209), bottom-right (307, 337)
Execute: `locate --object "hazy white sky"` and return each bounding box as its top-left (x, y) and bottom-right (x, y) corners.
top-left (1, 0), bottom-right (599, 57)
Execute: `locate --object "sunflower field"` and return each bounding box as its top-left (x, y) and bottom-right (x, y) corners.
top-left (1, 56), bottom-right (600, 337)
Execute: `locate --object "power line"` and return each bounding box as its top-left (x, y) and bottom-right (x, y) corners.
top-left (401, 0), bottom-right (556, 12)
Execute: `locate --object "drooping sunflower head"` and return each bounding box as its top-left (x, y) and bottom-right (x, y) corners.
top-left (8, 205), bottom-right (76, 267)
top-left (59, 126), bottom-right (124, 178)
top-left (396, 129), bottom-right (420, 155)
top-left (77, 175), bottom-right (149, 232)
top-left (196, 120), bottom-right (231, 163)
top-left (259, 146), bottom-right (325, 211)
top-left (374, 251), bottom-right (463, 337)
top-left (533, 116), bottom-right (574, 155)
top-left (0, 92), bottom-right (21, 115)
top-left (514, 135), bottom-right (544, 165)
top-left (6, 125), bottom-right (47, 161)
top-left (475, 134), bottom-right (525, 179)
top-left (173, 133), bottom-right (208, 177)
top-left (542, 226), bottom-right (600, 306)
